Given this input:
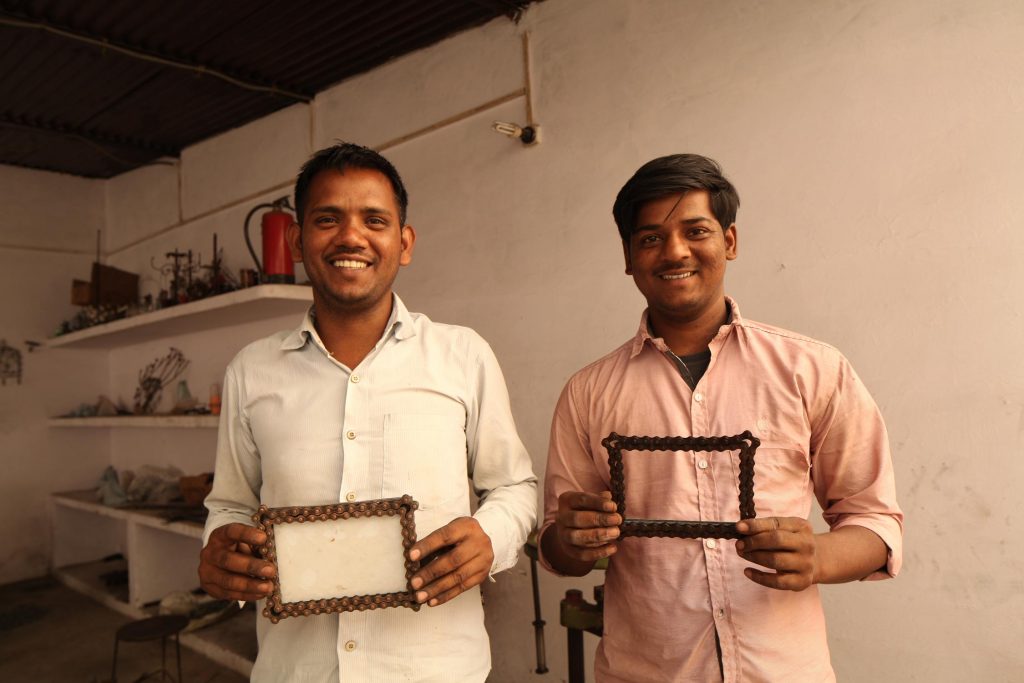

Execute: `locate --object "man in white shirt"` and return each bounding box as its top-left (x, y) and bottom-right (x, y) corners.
top-left (198, 142), bottom-right (537, 682)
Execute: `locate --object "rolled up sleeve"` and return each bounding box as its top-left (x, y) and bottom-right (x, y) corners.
top-left (464, 335), bottom-right (538, 575)
top-left (811, 356), bottom-right (904, 579)
top-left (203, 363), bottom-right (262, 546)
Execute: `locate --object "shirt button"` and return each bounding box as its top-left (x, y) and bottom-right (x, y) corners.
top-left (346, 430), bottom-right (356, 440)
top-left (717, 608), bottom-right (725, 619)
top-left (693, 391), bottom-right (704, 402)
top-left (351, 375), bottom-right (360, 383)
top-left (705, 539), bottom-right (717, 549)
top-left (698, 459), bottom-right (709, 469)
top-left (344, 640), bottom-right (356, 652)
top-left (345, 491), bottom-right (356, 502)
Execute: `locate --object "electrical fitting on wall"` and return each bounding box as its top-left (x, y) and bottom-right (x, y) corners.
top-left (492, 120), bottom-right (541, 146)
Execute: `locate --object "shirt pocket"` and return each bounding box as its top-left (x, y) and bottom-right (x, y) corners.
top-left (744, 439), bottom-right (813, 519)
top-left (383, 412), bottom-right (468, 513)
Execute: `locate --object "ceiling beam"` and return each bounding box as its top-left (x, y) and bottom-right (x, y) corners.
top-left (0, 113), bottom-right (179, 158)
top-left (0, 12), bottom-right (313, 103)
top-left (464, 0), bottom-right (529, 18)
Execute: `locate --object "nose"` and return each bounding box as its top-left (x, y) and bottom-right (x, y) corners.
top-left (663, 231), bottom-right (691, 260)
top-left (331, 215), bottom-right (368, 250)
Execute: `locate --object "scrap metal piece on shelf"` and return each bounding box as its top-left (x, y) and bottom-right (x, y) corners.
top-left (71, 262), bottom-right (140, 308)
top-left (133, 347), bottom-right (190, 414)
top-left (0, 340), bottom-right (22, 385)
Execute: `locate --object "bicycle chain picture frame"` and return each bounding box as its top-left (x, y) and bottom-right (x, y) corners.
top-left (602, 431), bottom-right (759, 539)
top-left (254, 495), bottom-right (421, 623)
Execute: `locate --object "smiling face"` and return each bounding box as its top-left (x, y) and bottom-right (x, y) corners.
top-left (287, 167), bottom-right (415, 319)
top-left (624, 189), bottom-right (737, 327)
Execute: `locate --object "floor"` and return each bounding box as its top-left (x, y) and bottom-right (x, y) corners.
top-left (0, 576), bottom-right (250, 683)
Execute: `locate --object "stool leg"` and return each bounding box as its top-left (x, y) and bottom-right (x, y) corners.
top-left (568, 626), bottom-right (585, 683)
top-left (161, 635), bottom-right (167, 681)
top-left (111, 638), bottom-right (119, 683)
top-left (175, 632), bottom-right (183, 683)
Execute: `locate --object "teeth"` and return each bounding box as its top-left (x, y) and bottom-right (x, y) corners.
top-left (661, 272), bottom-right (694, 280)
top-left (332, 260), bottom-right (368, 269)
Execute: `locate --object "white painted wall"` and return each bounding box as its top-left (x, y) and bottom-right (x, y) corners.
top-left (0, 165), bottom-right (109, 581)
top-left (2, 0), bottom-right (1021, 680)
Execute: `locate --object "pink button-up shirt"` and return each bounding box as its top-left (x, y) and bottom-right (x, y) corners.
top-left (540, 298), bottom-right (903, 683)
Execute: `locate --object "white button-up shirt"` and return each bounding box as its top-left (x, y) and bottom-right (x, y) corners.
top-left (204, 294), bottom-right (537, 682)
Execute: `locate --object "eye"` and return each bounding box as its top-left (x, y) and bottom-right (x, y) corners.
top-left (687, 227), bottom-right (711, 239)
top-left (366, 216), bottom-right (387, 227)
top-left (314, 215), bottom-right (337, 227)
top-left (637, 233), bottom-right (661, 246)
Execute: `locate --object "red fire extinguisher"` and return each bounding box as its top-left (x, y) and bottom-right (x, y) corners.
top-left (244, 197), bottom-right (295, 284)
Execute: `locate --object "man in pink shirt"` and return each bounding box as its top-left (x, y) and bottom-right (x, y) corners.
top-left (539, 154), bottom-right (903, 682)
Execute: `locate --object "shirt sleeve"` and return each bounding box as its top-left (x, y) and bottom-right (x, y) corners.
top-left (202, 362), bottom-right (262, 546)
top-left (810, 354), bottom-right (904, 579)
top-left (537, 375), bottom-right (606, 576)
top-left (464, 334), bottom-right (538, 575)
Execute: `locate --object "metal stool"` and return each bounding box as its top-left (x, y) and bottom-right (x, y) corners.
top-left (110, 614), bottom-right (189, 683)
top-left (524, 530), bottom-right (608, 683)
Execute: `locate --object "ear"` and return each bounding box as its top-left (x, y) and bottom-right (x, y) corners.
top-left (399, 225), bottom-right (417, 266)
top-left (724, 224), bottom-right (738, 261)
top-left (622, 239), bottom-right (633, 275)
top-left (286, 221), bottom-right (303, 262)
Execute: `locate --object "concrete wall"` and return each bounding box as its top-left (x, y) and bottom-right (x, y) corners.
top-left (1, 0), bottom-right (1021, 680)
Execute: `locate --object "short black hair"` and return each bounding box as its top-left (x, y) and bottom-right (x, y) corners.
top-left (294, 142), bottom-right (409, 225)
top-left (612, 154), bottom-right (739, 241)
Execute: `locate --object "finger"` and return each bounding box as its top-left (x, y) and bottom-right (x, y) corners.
top-left (426, 572), bottom-right (487, 607)
top-left (201, 567), bottom-right (274, 599)
top-left (737, 517), bottom-right (809, 536)
top-left (558, 508), bottom-right (623, 531)
top-left (563, 526), bottom-right (620, 548)
top-left (744, 567), bottom-right (812, 592)
top-left (739, 550), bottom-right (810, 573)
top-left (736, 530), bottom-right (792, 553)
top-left (212, 523), bottom-right (268, 548)
top-left (418, 544), bottom-right (456, 568)
top-left (562, 491), bottom-right (618, 513)
top-left (410, 521), bottom-right (464, 562)
top-left (415, 560), bottom-right (487, 605)
top-left (738, 526), bottom-right (814, 557)
top-left (207, 546), bottom-right (277, 579)
top-left (412, 544), bottom-right (466, 589)
top-left (565, 542), bottom-right (618, 564)
top-left (735, 517), bottom-right (782, 535)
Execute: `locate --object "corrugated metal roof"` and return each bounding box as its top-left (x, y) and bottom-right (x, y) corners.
top-left (0, 0), bottom-right (535, 178)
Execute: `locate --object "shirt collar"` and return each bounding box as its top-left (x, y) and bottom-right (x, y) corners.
top-left (279, 292), bottom-right (416, 352)
top-left (629, 295), bottom-right (742, 358)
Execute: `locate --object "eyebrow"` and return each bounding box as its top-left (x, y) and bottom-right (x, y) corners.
top-left (310, 205), bottom-right (394, 217)
top-left (634, 216), bottom-right (714, 232)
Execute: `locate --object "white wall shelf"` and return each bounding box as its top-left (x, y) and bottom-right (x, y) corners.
top-left (50, 491), bottom-right (255, 675)
top-left (53, 557), bottom-right (255, 675)
top-left (45, 283), bottom-right (311, 349)
top-left (46, 285), bottom-right (289, 677)
top-left (53, 490), bottom-right (205, 540)
top-left (48, 415), bottom-right (219, 428)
